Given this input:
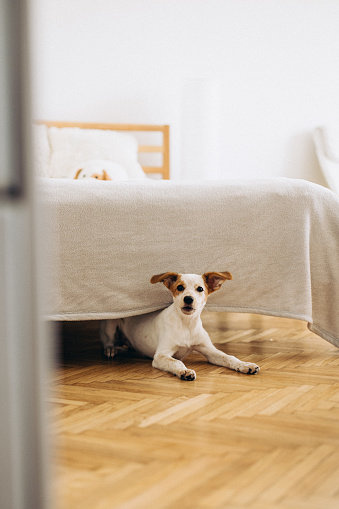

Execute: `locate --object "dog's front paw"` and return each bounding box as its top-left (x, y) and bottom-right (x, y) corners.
top-left (236, 362), bottom-right (260, 375)
top-left (180, 369), bottom-right (196, 381)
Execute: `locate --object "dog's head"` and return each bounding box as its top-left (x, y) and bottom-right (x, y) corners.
top-left (74, 168), bottom-right (112, 180)
top-left (150, 271), bottom-right (232, 317)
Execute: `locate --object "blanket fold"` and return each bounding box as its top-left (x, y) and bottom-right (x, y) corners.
top-left (40, 178), bottom-right (339, 348)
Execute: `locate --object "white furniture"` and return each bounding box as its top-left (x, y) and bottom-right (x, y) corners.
top-left (313, 125), bottom-right (339, 195)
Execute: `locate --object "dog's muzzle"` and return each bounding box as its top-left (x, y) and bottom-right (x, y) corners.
top-left (182, 295), bottom-right (195, 315)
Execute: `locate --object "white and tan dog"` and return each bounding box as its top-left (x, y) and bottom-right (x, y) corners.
top-left (100, 272), bottom-right (260, 380)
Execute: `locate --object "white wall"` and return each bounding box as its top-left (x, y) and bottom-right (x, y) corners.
top-left (30, 0), bottom-right (339, 183)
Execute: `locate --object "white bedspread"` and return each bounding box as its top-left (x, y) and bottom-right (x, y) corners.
top-left (40, 178), bottom-right (339, 348)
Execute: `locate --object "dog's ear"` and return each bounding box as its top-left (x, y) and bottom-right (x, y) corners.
top-left (150, 272), bottom-right (180, 289)
top-left (102, 170), bottom-right (112, 181)
top-left (203, 271), bottom-right (232, 294)
top-left (74, 168), bottom-right (82, 179)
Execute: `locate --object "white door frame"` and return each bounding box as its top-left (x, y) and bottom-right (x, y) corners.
top-left (0, 0), bottom-right (50, 507)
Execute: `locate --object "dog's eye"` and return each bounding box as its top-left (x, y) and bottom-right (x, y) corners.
top-left (177, 285), bottom-right (185, 292)
top-left (196, 286), bottom-right (204, 292)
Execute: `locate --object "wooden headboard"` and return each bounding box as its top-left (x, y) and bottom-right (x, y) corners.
top-left (36, 121), bottom-right (170, 180)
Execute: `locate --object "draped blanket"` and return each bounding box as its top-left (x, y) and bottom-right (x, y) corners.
top-left (40, 178), bottom-right (339, 348)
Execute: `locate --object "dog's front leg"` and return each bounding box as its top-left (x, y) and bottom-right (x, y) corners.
top-left (195, 336), bottom-right (260, 375)
top-left (99, 319), bottom-right (119, 358)
top-left (152, 352), bottom-right (196, 381)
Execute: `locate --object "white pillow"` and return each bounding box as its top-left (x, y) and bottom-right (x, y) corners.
top-left (69, 159), bottom-right (130, 180)
top-left (32, 124), bottom-right (51, 177)
top-left (47, 127), bottom-right (146, 179)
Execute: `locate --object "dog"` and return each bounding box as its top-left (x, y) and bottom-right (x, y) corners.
top-left (100, 272), bottom-right (260, 380)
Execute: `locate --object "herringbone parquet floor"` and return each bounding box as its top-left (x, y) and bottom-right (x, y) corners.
top-left (51, 312), bottom-right (339, 509)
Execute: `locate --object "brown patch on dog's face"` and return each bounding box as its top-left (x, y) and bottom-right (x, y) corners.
top-left (203, 271), bottom-right (233, 294)
top-left (91, 170), bottom-right (112, 180)
top-left (170, 277), bottom-right (188, 297)
top-left (91, 171), bottom-right (112, 180)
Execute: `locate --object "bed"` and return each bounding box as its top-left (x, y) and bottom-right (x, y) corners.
top-left (36, 122), bottom-right (339, 349)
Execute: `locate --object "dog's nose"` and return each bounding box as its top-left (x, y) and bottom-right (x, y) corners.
top-left (184, 296), bottom-right (194, 305)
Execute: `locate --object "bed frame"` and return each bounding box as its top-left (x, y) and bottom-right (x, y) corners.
top-left (36, 121), bottom-right (170, 180)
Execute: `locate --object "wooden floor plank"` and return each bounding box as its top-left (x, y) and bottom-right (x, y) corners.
top-left (51, 312), bottom-right (339, 508)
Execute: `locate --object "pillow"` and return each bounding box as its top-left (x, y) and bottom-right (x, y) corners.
top-left (70, 159), bottom-right (130, 180)
top-left (47, 127), bottom-right (146, 179)
top-left (32, 124), bottom-right (51, 177)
